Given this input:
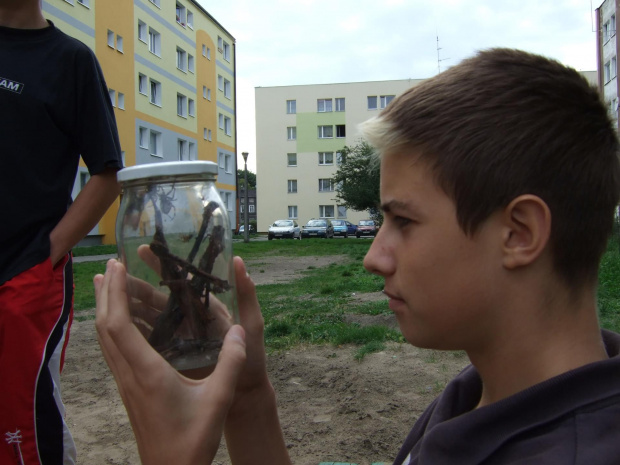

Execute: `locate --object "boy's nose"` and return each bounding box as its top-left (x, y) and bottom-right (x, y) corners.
top-left (363, 228), bottom-right (393, 277)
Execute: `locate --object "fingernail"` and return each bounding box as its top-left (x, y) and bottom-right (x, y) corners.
top-left (228, 325), bottom-right (246, 344)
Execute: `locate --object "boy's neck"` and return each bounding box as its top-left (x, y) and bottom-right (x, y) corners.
top-left (0, 1), bottom-right (48, 29)
top-left (469, 284), bottom-right (607, 408)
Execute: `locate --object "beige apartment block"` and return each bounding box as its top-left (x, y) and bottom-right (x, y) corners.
top-left (255, 79), bottom-right (423, 233)
top-left (596, 0), bottom-right (620, 130)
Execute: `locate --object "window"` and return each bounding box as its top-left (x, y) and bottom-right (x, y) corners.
top-left (317, 99), bottom-right (332, 112)
top-left (177, 93), bottom-right (187, 117)
top-left (149, 79), bottom-right (161, 106)
top-left (613, 56), bottom-right (618, 80)
top-left (288, 206), bottom-right (298, 219)
top-left (138, 21), bottom-right (147, 42)
top-left (77, 0), bottom-right (89, 6)
top-left (224, 79), bottom-right (231, 98)
top-left (318, 179), bottom-right (334, 192)
top-left (367, 96), bottom-right (377, 110)
top-left (139, 73), bottom-right (147, 94)
top-left (207, 88), bottom-right (212, 100)
top-left (189, 142), bottom-right (196, 160)
top-left (107, 30), bottom-right (114, 48)
top-left (288, 179), bottom-right (297, 193)
top-left (177, 48), bottom-right (187, 71)
top-left (219, 113), bottom-right (224, 129)
top-left (287, 127), bottom-right (296, 140)
top-left (188, 98), bottom-right (195, 117)
top-left (108, 89), bottom-right (116, 107)
top-left (206, 47), bottom-right (211, 60)
top-left (223, 41), bottom-right (230, 61)
top-left (318, 125), bottom-right (333, 138)
top-left (208, 129), bottom-right (212, 141)
top-left (248, 204), bottom-right (255, 213)
top-left (217, 36), bottom-right (223, 51)
top-left (80, 171), bottom-right (90, 189)
top-left (178, 139), bottom-right (188, 160)
top-left (336, 151), bottom-right (345, 164)
top-left (218, 75), bottom-right (223, 90)
top-left (337, 206), bottom-right (347, 218)
top-left (149, 0), bottom-right (160, 6)
top-left (202, 44), bottom-right (207, 56)
top-left (204, 128), bottom-right (212, 141)
top-left (203, 86), bottom-right (207, 99)
top-left (319, 205), bottom-right (335, 218)
top-left (150, 130), bottom-right (162, 157)
top-left (118, 92), bottom-right (125, 110)
top-left (287, 100), bottom-right (296, 114)
top-left (318, 152), bottom-right (334, 165)
top-left (336, 125), bottom-right (346, 138)
top-left (224, 116), bottom-right (232, 136)
top-left (149, 28), bottom-right (161, 56)
top-left (187, 10), bottom-right (194, 28)
top-left (380, 95), bottom-right (395, 109)
top-left (335, 98), bottom-right (345, 112)
top-left (139, 127), bottom-right (148, 148)
top-left (188, 54), bottom-right (194, 73)
top-left (287, 153), bottom-right (297, 166)
top-left (116, 35), bottom-right (123, 53)
top-left (605, 61), bottom-right (612, 82)
top-left (176, 2), bottom-right (186, 25)
top-left (219, 153), bottom-right (233, 173)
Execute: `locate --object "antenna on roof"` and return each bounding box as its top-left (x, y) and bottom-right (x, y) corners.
top-left (436, 34), bottom-right (450, 74)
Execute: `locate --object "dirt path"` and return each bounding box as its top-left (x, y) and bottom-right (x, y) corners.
top-left (61, 255), bottom-right (470, 465)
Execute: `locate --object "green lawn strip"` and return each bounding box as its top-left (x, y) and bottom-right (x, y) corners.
top-left (72, 244), bottom-right (117, 257)
top-left (71, 241), bottom-right (620, 353)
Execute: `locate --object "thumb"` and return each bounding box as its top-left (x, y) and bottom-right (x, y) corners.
top-left (207, 325), bottom-right (247, 400)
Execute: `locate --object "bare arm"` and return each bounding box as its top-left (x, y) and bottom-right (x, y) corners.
top-left (224, 257), bottom-right (291, 465)
top-left (49, 167), bottom-right (120, 265)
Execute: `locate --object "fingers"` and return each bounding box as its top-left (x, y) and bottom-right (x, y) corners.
top-left (233, 257), bottom-right (262, 330)
top-left (207, 325), bottom-right (247, 404)
top-left (96, 260), bottom-right (168, 378)
top-left (137, 244), bottom-right (162, 276)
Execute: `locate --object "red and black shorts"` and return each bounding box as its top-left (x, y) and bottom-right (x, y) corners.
top-left (0, 254), bottom-right (76, 464)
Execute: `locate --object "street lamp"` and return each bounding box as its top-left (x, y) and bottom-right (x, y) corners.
top-left (242, 151), bottom-right (250, 243)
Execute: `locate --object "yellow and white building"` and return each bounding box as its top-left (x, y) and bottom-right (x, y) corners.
top-left (42, 0), bottom-right (237, 245)
top-left (255, 80), bottom-right (423, 232)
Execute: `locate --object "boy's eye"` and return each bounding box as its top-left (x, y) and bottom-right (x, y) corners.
top-left (393, 216), bottom-right (412, 227)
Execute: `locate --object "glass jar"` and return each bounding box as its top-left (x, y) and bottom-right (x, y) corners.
top-left (116, 161), bottom-right (237, 373)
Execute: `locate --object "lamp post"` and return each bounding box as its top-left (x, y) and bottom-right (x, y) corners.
top-left (242, 151), bottom-right (250, 243)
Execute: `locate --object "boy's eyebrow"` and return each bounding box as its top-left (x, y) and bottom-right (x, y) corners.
top-left (380, 199), bottom-right (411, 214)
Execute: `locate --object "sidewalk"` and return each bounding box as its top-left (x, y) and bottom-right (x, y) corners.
top-left (73, 254), bottom-right (117, 263)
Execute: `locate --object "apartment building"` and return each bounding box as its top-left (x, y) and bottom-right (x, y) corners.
top-left (42, 0), bottom-right (237, 245)
top-left (596, 0), bottom-right (620, 129)
top-left (255, 80), bottom-right (423, 233)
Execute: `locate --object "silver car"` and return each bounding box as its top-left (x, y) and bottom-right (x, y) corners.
top-left (268, 219), bottom-right (301, 240)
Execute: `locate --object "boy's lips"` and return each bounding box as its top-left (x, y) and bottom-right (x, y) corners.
top-left (383, 288), bottom-right (406, 312)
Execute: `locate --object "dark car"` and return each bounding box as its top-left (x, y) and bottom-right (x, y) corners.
top-left (331, 220), bottom-right (356, 238)
top-left (301, 219), bottom-right (334, 239)
top-left (356, 219), bottom-right (378, 238)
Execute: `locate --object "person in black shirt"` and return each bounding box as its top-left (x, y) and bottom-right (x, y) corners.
top-left (0, 1), bottom-right (122, 463)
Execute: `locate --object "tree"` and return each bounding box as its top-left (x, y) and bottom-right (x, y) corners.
top-left (237, 169), bottom-right (256, 189)
top-left (333, 140), bottom-right (382, 224)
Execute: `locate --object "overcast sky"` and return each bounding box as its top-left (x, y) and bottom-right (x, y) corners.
top-left (196, 0), bottom-right (600, 173)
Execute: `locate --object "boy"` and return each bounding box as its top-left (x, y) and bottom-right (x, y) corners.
top-left (0, 1), bottom-right (123, 463)
top-left (94, 48), bottom-right (620, 464)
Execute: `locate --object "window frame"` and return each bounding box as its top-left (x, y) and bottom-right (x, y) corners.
top-left (287, 153), bottom-right (297, 166)
top-left (286, 100), bottom-right (296, 114)
top-left (287, 126), bottom-right (297, 140)
top-left (318, 125), bottom-right (333, 139)
top-left (318, 152), bottom-right (334, 165)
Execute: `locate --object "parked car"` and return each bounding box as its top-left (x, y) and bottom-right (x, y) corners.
top-left (331, 220), bottom-right (357, 238)
top-left (268, 219), bottom-right (301, 240)
top-left (356, 219), bottom-right (378, 238)
top-left (237, 224), bottom-right (255, 235)
top-left (301, 219), bottom-right (334, 239)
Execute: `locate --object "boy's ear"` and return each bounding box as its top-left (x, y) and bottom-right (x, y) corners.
top-left (501, 195), bottom-right (551, 270)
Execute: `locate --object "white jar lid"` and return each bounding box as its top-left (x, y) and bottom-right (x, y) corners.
top-left (117, 161), bottom-right (218, 183)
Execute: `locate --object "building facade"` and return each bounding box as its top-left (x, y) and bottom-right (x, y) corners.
top-left (255, 80), bottom-right (423, 233)
top-left (42, 0), bottom-right (237, 244)
top-left (596, 0), bottom-right (620, 129)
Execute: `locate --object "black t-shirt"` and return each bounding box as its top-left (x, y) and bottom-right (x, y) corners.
top-left (0, 22), bottom-right (123, 284)
top-left (393, 330), bottom-right (620, 464)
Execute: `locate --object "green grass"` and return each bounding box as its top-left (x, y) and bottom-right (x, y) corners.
top-left (72, 239), bottom-right (620, 354)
